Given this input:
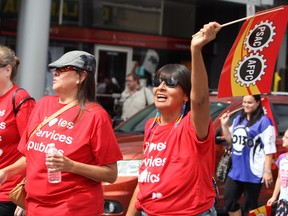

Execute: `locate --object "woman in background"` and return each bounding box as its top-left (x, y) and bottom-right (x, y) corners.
top-left (220, 95), bottom-right (276, 216)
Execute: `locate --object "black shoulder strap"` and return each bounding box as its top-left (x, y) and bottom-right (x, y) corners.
top-left (12, 88), bottom-right (35, 116)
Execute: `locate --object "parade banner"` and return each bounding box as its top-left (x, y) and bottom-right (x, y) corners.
top-left (218, 6), bottom-right (288, 98)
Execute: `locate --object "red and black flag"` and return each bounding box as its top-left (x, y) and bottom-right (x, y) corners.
top-left (218, 6), bottom-right (288, 98)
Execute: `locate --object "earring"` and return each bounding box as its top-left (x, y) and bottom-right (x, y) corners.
top-left (76, 80), bottom-right (80, 84)
top-left (175, 102), bottom-right (186, 127)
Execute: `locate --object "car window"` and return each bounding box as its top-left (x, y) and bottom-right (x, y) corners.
top-left (210, 102), bottom-right (230, 121)
top-left (115, 101), bottom-right (229, 134)
top-left (132, 106), bottom-right (157, 133)
top-left (272, 104), bottom-right (288, 136)
top-left (114, 104), bottom-right (157, 134)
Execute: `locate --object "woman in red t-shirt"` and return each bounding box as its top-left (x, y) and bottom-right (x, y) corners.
top-left (0, 50), bottom-right (123, 216)
top-left (127, 22), bottom-right (222, 216)
top-left (0, 45), bottom-right (35, 216)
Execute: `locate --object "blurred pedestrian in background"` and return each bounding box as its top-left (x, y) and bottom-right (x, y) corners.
top-left (220, 95), bottom-right (276, 216)
top-left (113, 72), bottom-right (153, 126)
top-left (0, 45), bottom-right (35, 216)
top-left (126, 21), bottom-right (221, 216)
top-left (0, 50), bottom-right (122, 216)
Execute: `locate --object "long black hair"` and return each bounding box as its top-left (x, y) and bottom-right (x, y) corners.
top-left (76, 69), bottom-right (96, 107)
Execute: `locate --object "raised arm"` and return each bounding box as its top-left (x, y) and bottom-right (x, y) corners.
top-left (220, 111), bottom-right (232, 145)
top-left (190, 22), bottom-right (221, 140)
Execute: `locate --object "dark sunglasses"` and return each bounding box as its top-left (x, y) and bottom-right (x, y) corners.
top-left (55, 66), bottom-right (80, 73)
top-left (0, 64), bottom-right (7, 68)
top-left (152, 77), bottom-right (178, 88)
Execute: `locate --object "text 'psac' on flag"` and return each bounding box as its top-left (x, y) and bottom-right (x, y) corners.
top-left (218, 6), bottom-right (288, 98)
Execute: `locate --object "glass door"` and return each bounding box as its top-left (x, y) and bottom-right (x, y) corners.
top-left (94, 45), bottom-right (133, 117)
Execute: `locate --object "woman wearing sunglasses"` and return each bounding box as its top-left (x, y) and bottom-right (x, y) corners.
top-left (0, 51), bottom-right (123, 216)
top-left (126, 22), bottom-right (221, 216)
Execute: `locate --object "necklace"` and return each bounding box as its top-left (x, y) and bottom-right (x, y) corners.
top-left (148, 123), bottom-right (160, 143)
top-left (148, 122), bottom-right (176, 142)
top-left (144, 103), bottom-right (187, 159)
top-left (146, 103), bottom-right (186, 137)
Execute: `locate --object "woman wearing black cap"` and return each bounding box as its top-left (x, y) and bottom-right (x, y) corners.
top-left (0, 50), bottom-right (123, 216)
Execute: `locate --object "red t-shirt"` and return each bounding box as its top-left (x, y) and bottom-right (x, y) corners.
top-left (18, 96), bottom-right (123, 216)
top-left (135, 112), bottom-right (216, 215)
top-left (0, 85), bottom-right (35, 201)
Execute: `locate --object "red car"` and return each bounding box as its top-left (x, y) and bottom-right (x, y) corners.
top-left (102, 92), bottom-right (288, 215)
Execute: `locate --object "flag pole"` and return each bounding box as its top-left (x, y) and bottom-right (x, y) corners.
top-left (192, 6), bottom-right (284, 37)
top-left (221, 7), bottom-right (284, 27)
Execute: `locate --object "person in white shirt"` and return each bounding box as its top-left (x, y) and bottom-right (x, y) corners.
top-left (118, 73), bottom-right (154, 121)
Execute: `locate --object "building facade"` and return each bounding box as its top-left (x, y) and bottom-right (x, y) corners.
top-left (0, 0), bottom-right (287, 115)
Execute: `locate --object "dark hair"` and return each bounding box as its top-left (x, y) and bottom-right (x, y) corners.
top-left (127, 72), bottom-right (140, 84)
top-left (0, 45), bottom-right (20, 82)
top-left (155, 64), bottom-right (191, 115)
top-left (70, 69), bottom-right (96, 123)
top-left (76, 69), bottom-right (96, 108)
top-left (239, 94), bottom-right (264, 127)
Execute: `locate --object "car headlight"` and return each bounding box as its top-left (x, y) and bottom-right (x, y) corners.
top-left (117, 160), bottom-right (142, 176)
top-left (104, 200), bottom-right (122, 213)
